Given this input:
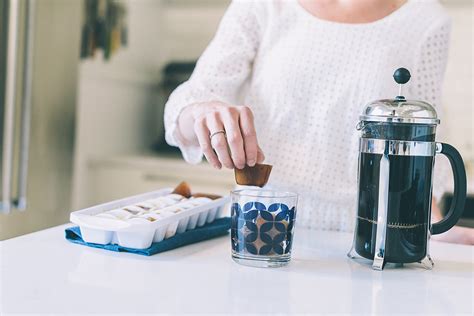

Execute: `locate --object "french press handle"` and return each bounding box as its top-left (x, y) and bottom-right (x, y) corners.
top-left (431, 143), bottom-right (467, 235)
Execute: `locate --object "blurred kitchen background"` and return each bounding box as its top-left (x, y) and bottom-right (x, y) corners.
top-left (0, 0), bottom-right (472, 239)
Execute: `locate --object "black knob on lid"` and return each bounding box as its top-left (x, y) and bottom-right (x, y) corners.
top-left (393, 68), bottom-right (411, 84)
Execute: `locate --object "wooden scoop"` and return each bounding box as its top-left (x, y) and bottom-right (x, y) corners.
top-left (234, 163), bottom-right (273, 188)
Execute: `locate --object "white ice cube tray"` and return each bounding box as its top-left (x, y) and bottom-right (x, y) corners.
top-left (70, 188), bottom-right (229, 249)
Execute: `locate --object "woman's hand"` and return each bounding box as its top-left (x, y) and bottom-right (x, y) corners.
top-left (178, 101), bottom-right (265, 169)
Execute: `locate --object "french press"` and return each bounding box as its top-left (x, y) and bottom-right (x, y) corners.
top-left (348, 68), bottom-right (467, 270)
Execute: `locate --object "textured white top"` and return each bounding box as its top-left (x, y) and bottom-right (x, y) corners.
top-left (164, 0), bottom-right (451, 231)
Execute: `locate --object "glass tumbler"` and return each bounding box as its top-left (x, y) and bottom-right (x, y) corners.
top-left (230, 189), bottom-right (298, 268)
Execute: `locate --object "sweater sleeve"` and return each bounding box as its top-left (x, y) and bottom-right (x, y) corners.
top-left (164, 0), bottom-right (264, 164)
top-left (408, 15), bottom-right (452, 202)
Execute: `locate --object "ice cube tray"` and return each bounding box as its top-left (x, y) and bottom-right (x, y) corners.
top-left (69, 188), bottom-right (229, 249)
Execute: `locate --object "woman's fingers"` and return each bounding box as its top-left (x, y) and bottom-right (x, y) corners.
top-left (194, 117), bottom-right (221, 169)
top-left (239, 106), bottom-right (259, 166)
top-left (191, 102), bottom-right (263, 169)
top-left (207, 113), bottom-right (234, 169)
top-left (221, 108), bottom-right (246, 169)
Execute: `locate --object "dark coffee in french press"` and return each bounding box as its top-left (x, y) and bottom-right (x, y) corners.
top-left (348, 68), bottom-right (467, 270)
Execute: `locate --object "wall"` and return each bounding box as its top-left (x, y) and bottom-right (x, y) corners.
top-left (72, 0), bottom-right (161, 209)
top-left (161, 0), bottom-right (230, 60)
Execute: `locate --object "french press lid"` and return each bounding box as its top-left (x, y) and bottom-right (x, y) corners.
top-left (360, 68), bottom-right (440, 125)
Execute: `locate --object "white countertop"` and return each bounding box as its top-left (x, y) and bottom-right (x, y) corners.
top-left (1, 224), bottom-right (473, 315)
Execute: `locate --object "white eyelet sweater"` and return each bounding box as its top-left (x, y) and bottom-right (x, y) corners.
top-left (164, 0), bottom-right (452, 232)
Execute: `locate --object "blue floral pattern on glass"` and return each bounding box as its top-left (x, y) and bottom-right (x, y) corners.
top-left (231, 201), bottom-right (296, 257)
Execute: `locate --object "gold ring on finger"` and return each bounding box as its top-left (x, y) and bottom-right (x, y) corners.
top-left (210, 130), bottom-right (226, 140)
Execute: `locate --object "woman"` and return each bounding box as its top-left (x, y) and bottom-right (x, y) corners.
top-left (164, 0), bottom-right (473, 244)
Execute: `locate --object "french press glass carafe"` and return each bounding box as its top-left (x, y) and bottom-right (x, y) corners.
top-left (348, 68), bottom-right (467, 270)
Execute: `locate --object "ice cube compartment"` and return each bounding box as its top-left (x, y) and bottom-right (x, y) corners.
top-left (70, 187), bottom-right (228, 249)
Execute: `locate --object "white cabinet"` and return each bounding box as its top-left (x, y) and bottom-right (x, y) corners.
top-left (86, 155), bottom-right (235, 206)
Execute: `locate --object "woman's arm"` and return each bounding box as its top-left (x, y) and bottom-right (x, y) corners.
top-left (164, 0), bottom-right (267, 168)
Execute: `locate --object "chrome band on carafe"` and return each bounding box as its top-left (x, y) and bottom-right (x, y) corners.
top-left (360, 138), bottom-right (436, 157)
